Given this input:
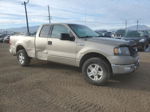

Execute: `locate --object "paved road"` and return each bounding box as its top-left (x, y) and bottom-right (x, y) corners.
top-left (0, 44), bottom-right (150, 112)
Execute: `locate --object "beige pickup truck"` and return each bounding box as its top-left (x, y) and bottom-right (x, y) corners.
top-left (9, 23), bottom-right (139, 85)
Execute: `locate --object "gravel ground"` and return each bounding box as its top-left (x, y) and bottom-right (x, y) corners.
top-left (0, 44), bottom-right (150, 112)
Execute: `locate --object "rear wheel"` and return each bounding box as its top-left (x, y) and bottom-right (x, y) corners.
top-left (17, 49), bottom-right (30, 66)
top-left (82, 57), bottom-right (111, 85)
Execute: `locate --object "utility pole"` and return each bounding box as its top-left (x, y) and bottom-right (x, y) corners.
top-left (137, 20), bottom-right (139, 31)
top-left (125, 20), bottom-right (128, 32)
top-left (48, 5), bottom-right (51, 24)
top-left (22, 0), bottom-right (30, 35)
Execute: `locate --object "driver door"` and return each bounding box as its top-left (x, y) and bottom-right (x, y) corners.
top-left (47, 24), bottom-right (77, 66)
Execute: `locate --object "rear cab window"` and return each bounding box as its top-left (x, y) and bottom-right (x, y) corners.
top-left (39, 25), bottom-right (51, 37)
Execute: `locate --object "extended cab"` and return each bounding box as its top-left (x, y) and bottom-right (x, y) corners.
top-left (9, 23), bottom-right (139, 85)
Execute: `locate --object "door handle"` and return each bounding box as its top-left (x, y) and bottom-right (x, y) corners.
top-left (48, 41), bottom-right (52, 45)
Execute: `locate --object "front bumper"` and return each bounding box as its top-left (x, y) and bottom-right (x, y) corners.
top-left (111, 61), bottom-right (139, 74)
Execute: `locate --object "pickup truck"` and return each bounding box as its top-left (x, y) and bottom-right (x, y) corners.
top-left (9, 23), bottom-right (139, 85)
top-left (122, 31), bottom-right (149, 51)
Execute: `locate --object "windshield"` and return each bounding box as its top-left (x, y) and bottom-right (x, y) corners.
top-left (69, 24), bottom-right (99, 38)
top-left (125, 31), bottom-right (144, 38)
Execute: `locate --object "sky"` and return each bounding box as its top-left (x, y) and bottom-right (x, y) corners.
top-left (0, 0), bottom-right (150, 29)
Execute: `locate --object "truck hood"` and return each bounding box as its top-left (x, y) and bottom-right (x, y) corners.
top-left (85, 37), bottom-right (133, 47)
top-left (122, 37), bottom-right (145, 41)
top-left (122, 37), bottom-right (148, 43)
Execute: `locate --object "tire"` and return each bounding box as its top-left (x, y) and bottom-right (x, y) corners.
top-left (82, 57), bottom-right (111, 86)
top-left (146, 44), bottom-right (149, 49)
top-left (17, 49), bottom-right (31, 66)
top-left (142, 45), bottom-right (147, 52)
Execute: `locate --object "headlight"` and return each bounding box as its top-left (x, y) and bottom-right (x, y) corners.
top-left (114, 47), bottom-right (130, 56)
top-left (139, 39), bottom-right (145, 42)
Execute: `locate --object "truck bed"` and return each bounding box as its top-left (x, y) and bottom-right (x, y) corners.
top-left (10, 35), bottom-right (36, 58)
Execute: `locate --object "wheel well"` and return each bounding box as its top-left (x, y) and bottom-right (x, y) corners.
top-left (80, 53), bottom-right (112, 72)
top-left (16, 45), bottom-right (25, 53)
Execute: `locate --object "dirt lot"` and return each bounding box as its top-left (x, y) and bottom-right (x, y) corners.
top-left (0, 44), bottom-right (150, 112)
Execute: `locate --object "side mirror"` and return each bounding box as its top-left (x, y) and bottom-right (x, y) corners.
top-left (60, 33), bottom-right (74, 41)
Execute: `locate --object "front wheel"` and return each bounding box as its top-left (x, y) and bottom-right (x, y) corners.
top-left (143, 45), bottom-right (147, 52)
top-left (17, 49), bottom-right (31, 66)
top-left (82, 58), bottom-right (111, 85)
top-left (82, 57), bottom-right (111, 86)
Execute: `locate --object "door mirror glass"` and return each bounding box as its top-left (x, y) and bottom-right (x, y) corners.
top-left (60, 33), bottom-right (74, 41)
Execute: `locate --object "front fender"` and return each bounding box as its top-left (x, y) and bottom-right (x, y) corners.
top-left (76, 47), bottom-right (112, 66)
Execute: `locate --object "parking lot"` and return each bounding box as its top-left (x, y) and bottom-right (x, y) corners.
top-left (0, 44), bottom-right (150, 112)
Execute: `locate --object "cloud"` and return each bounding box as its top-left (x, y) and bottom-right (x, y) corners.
top-left (0, 0), bottom-right (150, 29)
